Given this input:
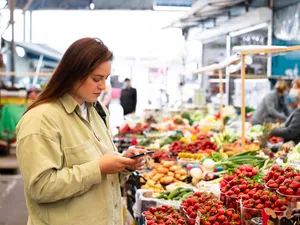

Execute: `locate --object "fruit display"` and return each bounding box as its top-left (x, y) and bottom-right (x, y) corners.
top-left (263, 166), bottom-right (300, 191)
top-left (156, 187), bottom-right (194, 201)
top-left (178, 152), bottom-right (209, 160)
top-left (152, 150), bottom-right (177, 162)
top-left (142, 161), bottom-right (188, 187)
top-left (169, 140), bottom-right (218, 156)
top-left (119, 122), bottom-right (150, 134)
top-left (241, 190), bottom-right (288, 225)
top-left (277, 177), bottom-right (300, 196)
top-left (143, 205), bottom-right (185, 225)
top-left (180, 192), bottom-right (241, 225)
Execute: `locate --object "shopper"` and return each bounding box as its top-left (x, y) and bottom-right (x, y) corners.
top-left (271, 87), bottom-right (300, 144)
top-left (250, 80), bottom-right (290, 125)
top-left (16, 38), bottom-right (145, 225)
top-left (120, 78), bottom-right (137, 115)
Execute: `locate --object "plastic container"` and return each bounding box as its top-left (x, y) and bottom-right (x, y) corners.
top-left (277, 190), bottom-right (300, 211)
top-left (226, 194), bottom-right (239, 211)
top-left (264, 183), bottom-right (278, 192)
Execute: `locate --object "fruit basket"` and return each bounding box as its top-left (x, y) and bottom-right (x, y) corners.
top-left (225, 194), bottom-right (239, 211)
top-left (277, 190), bottom-right (300, 211)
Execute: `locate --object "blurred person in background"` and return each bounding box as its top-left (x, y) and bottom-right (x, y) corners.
top-left (250, 80), bottom-right (290, 125)
top-left (286, 78), bottom-right (300, 112)
top-left (271, 85), bottom-right (300, 144)
top-left (120, 78), bottom-right (137, 115)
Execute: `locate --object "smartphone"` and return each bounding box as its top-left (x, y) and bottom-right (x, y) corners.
top-left (130, 151), bottom-right (154, 159)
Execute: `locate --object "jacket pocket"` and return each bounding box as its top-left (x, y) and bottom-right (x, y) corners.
top-left (63, 139), bottom-right (101, 167)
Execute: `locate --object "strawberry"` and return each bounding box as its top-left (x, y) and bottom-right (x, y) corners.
top-left (232, 214), bottom-right (240, 221)
top-left (261, 195), bottom-right (269, 202)
top-left (296, 188), bottom-right (300, 196)
top-left (275, 199), bottom-right (283, 207)
top-left (286, 188), bottom-right (295, 195)
top-left (264, 201), bottom-right (272, 208)
top-left (270, 195), bottom-right (278, 202)
top-left (289, 181), bottom-right (300, 190)
top-left (217, 215), bottom-right (225, 222)
top-left (208, 216), bottom-right (216, 223)
top-left (277, 176), bottom-right (285, 184)
top-left (273, 172), bottom-right (280, 179)
top-left (284, 179), bottom-right (292, 185)
top-left (268, 182), bottom-right (279, 189)
top-left (278, 185), bottom-right (288, 194)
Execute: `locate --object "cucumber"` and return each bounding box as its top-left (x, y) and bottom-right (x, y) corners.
top-left (179, 192), bottom-right (194, 201)
top-left (167, 187), bottom-right (182, 200)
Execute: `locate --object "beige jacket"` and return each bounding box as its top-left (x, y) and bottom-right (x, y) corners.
top-left (16, 93), bottom-right (130, 225)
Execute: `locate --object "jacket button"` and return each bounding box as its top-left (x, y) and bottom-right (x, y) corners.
top-left (115, 204), bottom-right (118, 209)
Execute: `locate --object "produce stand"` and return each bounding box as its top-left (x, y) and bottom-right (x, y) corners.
top-left (232, 45), bottom-right (300, 150)
top-left (118, 101), bottom-right (300, 225)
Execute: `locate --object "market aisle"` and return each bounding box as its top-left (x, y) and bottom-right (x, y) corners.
top-left (0, 175), bottom-right (28, 225)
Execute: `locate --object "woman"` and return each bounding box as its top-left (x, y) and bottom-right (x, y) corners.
top-left (250, 80), bottom-right (290, 125)
top-left (271, 84), bottom-right (300, 144)
top-left (16, 38), bottom-right (145, 225)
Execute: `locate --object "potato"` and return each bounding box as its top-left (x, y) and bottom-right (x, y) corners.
top-left (161, 176), bottom-right (174, 184)
top-left (162, 161), bottom-right (175, 168)
top-left (157, 167), bottom-right (169, 174)
top-left (169, 165), bottom-right (180, 171)
top-left (147, 180), bottom-right (155, 187)
top-left (175, 173), bottom-right (181, 179)
top-left (152, 174), bottom-right (161, 182)
top-left (179, 175), bottom-right (187, 181)
top-left (141, 185), bottom-right (147, 189)
top-left (175, 169), bottom-right (187, 175)
top-left (167, 171), bottom-right (174, 177)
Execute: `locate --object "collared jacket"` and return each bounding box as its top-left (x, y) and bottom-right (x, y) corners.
top-left (16, 93), bottom-right (130, 225)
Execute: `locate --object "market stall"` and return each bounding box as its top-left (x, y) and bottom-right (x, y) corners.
top-left (116, 97), bottom-right (300, 225)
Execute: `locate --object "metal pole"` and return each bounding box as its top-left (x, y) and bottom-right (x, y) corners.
top-left (10, 0), bottom-right (15, 86)
top-left (32, 54), bottom-right (44, 86)
top-left (225, 35), bottom-right (231, 105)
top-left (241, 54), bottom-right (246, 151)
top-left (267, 22), bottom-right (273, 77)
top-left (30, 10), bottom-right (32, 42)
top-left (23, 12), bottom-right (26, 42)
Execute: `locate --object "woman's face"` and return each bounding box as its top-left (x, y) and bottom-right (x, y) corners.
top-left (72, 61), bottom-right (111, 105)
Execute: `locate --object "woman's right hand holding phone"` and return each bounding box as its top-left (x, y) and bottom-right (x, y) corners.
top-left (98, 152), bottom-right (135, 175)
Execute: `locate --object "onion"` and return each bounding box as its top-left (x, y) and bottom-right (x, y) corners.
top-left (203, 159), bottom-right (215, 171)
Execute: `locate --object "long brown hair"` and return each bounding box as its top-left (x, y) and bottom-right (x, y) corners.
top-left (24, 38), bottom-right (113, 114)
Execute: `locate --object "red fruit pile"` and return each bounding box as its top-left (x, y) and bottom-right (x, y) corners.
top-left (269, 136), bottom-right (283, 144)
top-left (143, 205), bottom-right (185, 225)
top-left (169, 141), bottom-right (186, 155)
top-left (180, 192), bottom-right (241, 225)
top-left (264, 166), bottom-right (300, 190)
top-left (224, 180), bottom-right (264, 209)
top-left (169, 140), bottom-right (217, 155)
top-left (242, 189), bottom-right (288, 212)
top-left (278, 177), bottom-right (300, 196)
top-left (185, 140), bottom-right (218, 154)
top-left (222, 165), bottom-right (258, 184)
top-left (152, 150), bottom-right (176, 162)
top-left (197, 134), bottom-right (211, 141)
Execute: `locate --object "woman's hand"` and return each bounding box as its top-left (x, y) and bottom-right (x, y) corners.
top-left (98, 152), bottom-right (135, 175)
top-left (122, 147), bottom-right (147, 171)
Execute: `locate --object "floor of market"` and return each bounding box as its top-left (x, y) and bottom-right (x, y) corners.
top-left (0, 171), bottom-right (27, 225)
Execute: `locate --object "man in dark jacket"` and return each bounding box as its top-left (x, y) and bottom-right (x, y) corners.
top-left (271, 87), bottom-right (300, 144)
top-left (120, 78), bottom-right (137, 115)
